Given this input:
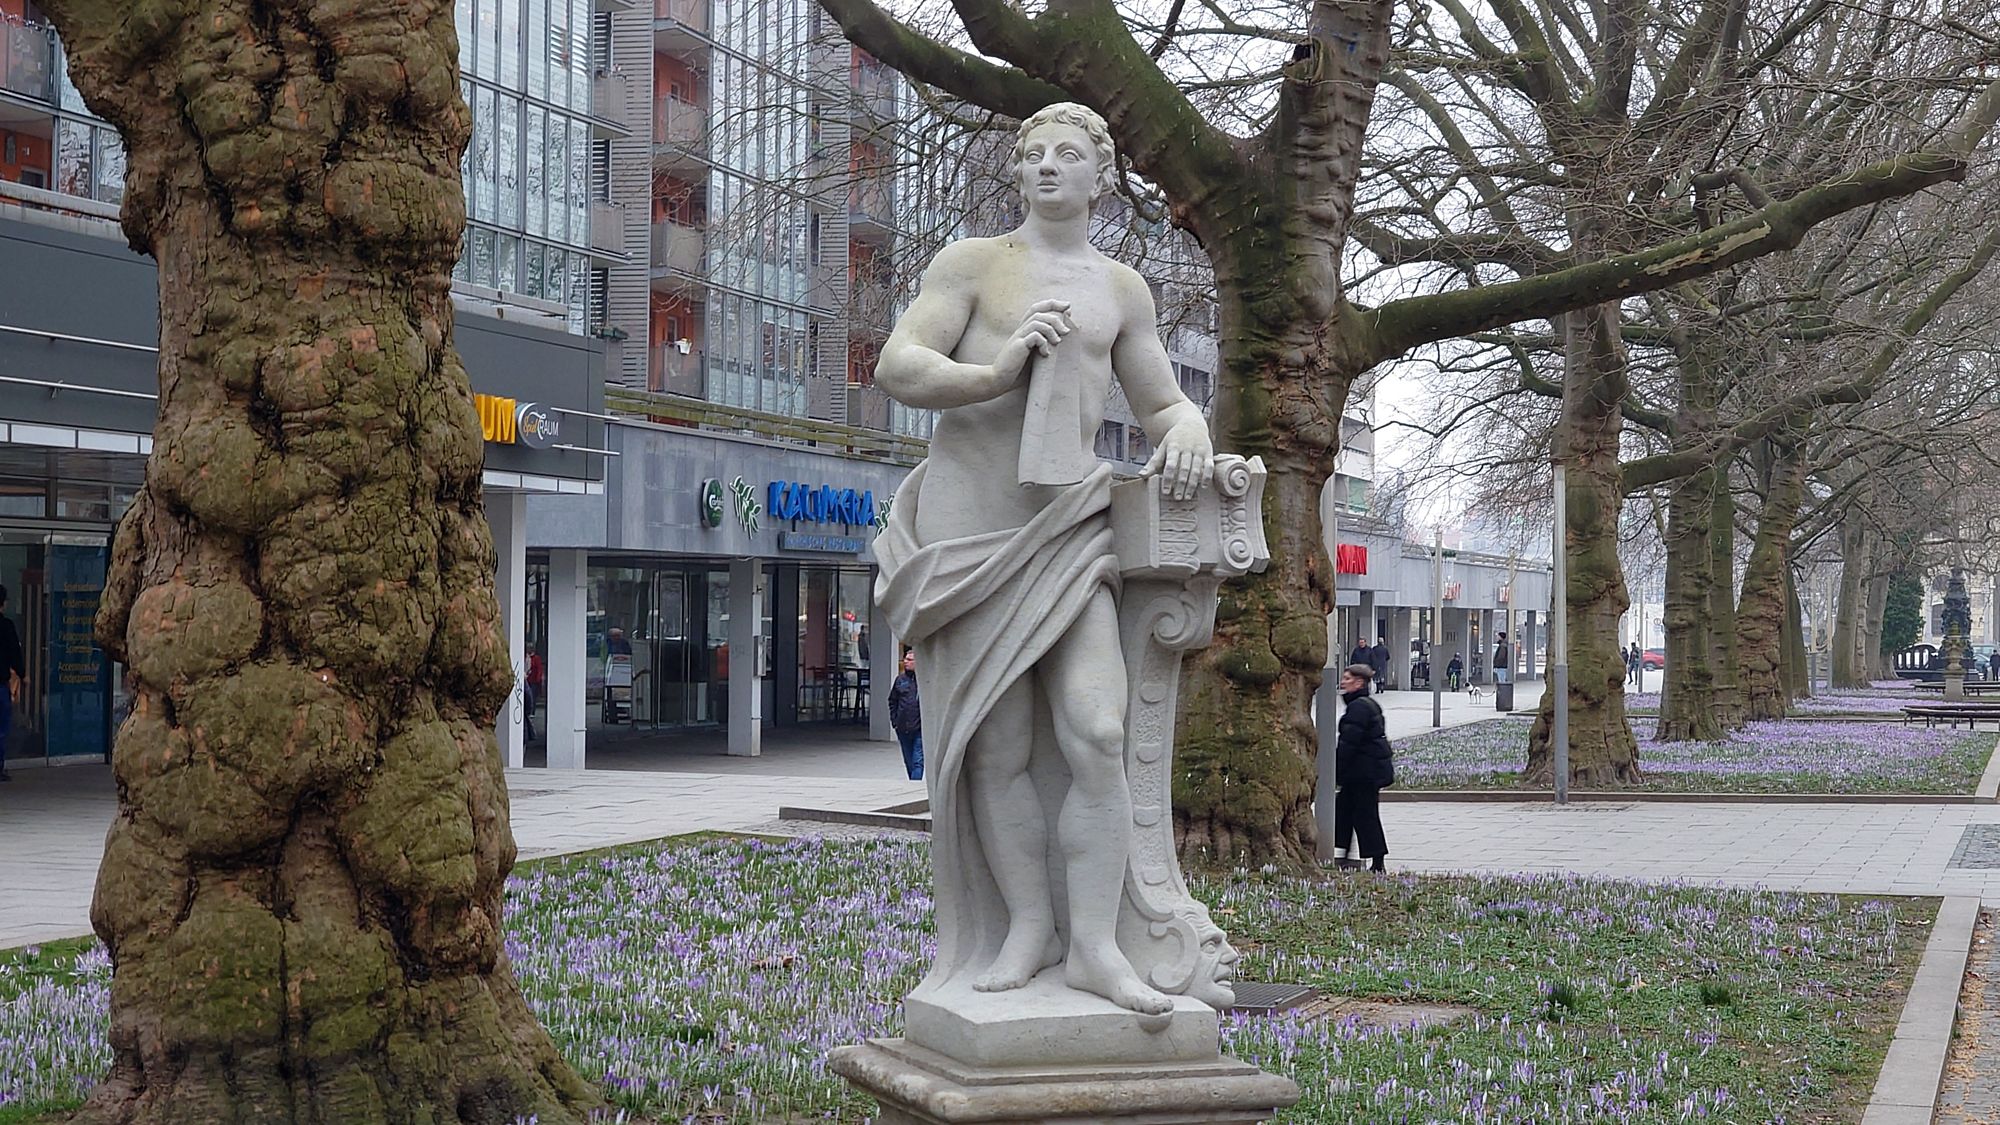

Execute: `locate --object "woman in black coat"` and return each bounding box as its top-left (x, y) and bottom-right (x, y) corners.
top-left (1333, 662), bottom-right (1393, 871)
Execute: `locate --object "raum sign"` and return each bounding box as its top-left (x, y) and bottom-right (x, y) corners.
top-left (767, 481), bottom-right (876, 527)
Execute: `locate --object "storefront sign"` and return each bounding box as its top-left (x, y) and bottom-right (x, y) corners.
top-left (46, 543), bottom-right (110, 759)
top-left (474, 394), bottom-right (560, 449)
top-left (476, 394), bottom-right (518, 443)
top-left (1442, 581), bottom-right (1462, 601)
top-left (1335, 544), bottom-right (1368, 575)
top-left (698, 478), bottom-right (725, 528)
top-left (767, 481), bottom-right (876, 527)
top-left (515, 402), bottom-right (560, 448)
top-left (780, 531), bottom-right (866, 554)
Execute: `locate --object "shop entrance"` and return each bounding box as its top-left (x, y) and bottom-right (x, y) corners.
top-left (0, 529), bottom-right (118, 764)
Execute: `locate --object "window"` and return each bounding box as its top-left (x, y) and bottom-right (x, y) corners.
top-left (1095, 421), bottom-right (1126, 461)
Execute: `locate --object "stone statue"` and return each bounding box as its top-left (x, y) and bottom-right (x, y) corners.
top-left (873, 102), bottom-right (1232, 1020)
top-left (845, 102), bottom-right (1295, 1124)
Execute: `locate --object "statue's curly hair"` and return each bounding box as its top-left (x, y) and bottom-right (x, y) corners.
top-left (1012, 102), bottom-right (1118, 202)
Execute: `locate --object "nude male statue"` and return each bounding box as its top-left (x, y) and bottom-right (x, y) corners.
top-left (872, 103), bottom-right (1214, 1016)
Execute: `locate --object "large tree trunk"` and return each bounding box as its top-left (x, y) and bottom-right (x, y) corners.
top-left (1656, 465), bottom-right (1725, 740)
top-left (1706, 471), bottom-right (1747, 728)
top-left (1174, 277), bottom-right (1350, 867)
top-left (1529, 305), bottom-right (1639, 784)
top-left (1863, 571), bottom-right (1893, 681)
top-left (1737, 439), bottom-right (1806, 720)
top-left (1831, 508), bottom-right (1873, 688)
top-left (48, 4), bottom-right (598, 1122)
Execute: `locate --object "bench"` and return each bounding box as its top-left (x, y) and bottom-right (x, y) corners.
top-left (1902, 704), bottom-right (2000, 730)
top-left (1910, 680), bottom-right (2000, 695)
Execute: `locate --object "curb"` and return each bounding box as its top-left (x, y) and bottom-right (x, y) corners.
top-left (1862, 896), bottom-right (1979, 1124)
top-left (1381, 789), bottom-right (1991, 805)
top-left (777, 804), bottom-right (932, 832)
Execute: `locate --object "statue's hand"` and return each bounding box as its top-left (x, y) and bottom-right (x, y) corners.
top-left (991, 299), bottom-right (1075, 386)
top-left (1143, 419), bottom-right (1214, 500)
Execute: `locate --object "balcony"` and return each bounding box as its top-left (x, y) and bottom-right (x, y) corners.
top-left (590, 68), bottom-right (634, 137)
top-left (851, 280), bottom-right (896, 334)
top-left (851, 78), bottom-right (899, 128)
top-left (649, 219), bottom-right (704, 276)
top-left (649, 345), bottom-right (705, 396)
top-left (849, 180), bottom-right (894, 243)
top-left (653, 0), bottom-right (710, 54)
top-left (1, 18), bottom-right (57, 102)
top-left (845, 384), bottom-right (890, 431)
top-left (588, 200), bottom-right (627, 257)
top-left (653, 99), bottom-right (708, 172)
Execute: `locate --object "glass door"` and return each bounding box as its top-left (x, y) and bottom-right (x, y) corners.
top-left (0, 534), bottom-right (46, 762)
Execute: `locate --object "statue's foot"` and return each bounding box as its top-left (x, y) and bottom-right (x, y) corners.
top-left (1066, 946), bottom-right (1173, 1015)
top-left (973, 928), bottom-right (1060, 993)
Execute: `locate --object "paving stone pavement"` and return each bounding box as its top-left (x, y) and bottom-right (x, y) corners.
top-left (1933, 909), bottom-right (1998, 1124)
top-left (0, 761), bottom-right (923, 949)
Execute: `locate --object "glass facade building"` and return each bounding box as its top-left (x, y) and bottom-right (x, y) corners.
top-left (452, 0), bottom-right (608, 331)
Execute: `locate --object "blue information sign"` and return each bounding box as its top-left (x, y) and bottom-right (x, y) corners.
top-left (46, 543), bottom-right (110, 759)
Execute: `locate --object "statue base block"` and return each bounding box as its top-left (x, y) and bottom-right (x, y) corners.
top-left (830, 1037), bottom-right (1300, 1124)
top-left (904, 971), bottom-right (1219, 1068)
top-left (1946, 671), bottom-right (1967, 702)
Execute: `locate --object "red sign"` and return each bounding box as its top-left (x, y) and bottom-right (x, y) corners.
top-left (1335, 544), bottom-right (1369, 575)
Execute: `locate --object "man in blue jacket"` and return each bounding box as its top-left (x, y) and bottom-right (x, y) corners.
top-left (887, 649), bottom-right (923, 780)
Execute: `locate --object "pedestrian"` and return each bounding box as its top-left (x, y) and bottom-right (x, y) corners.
top-left (1446, 652), bottom-right (1464, 691)
top-left (524, 647), bottom-right (545, 743)
top-left (1988, 649), bottom-right (1999, 681)
top-left (1348, 637), bottom-right (1371, 671)
top-left (1628, 642), bottom-right (1643, 684)
top-left (1494, 632), bottom-right (1513, 684)
top-left (888, 649), bottom-right (923, 781)
top-left (0, 585), bottom-right (23, 782)
top-left (1369, 635), bottom-right (1391, 693)
top-left (1332, 663), bottom-right (1392, 872)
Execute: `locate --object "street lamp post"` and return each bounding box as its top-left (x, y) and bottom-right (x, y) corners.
top-left (1432, 528), bottom-right (1443, 729)
top-left (1551, 464), bottom-right (1569, 804)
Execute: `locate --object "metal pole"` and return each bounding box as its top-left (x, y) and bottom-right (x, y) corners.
top-left (1551, 464), bottom-right (1569, 804)
top-left (1316, 511), bottom-right (1338, 863)
top-left (1432, 528), bottom-right (1443, 729)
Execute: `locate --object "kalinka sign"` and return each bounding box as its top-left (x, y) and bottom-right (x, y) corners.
top-left (767, 481), bottom-right (877, 527)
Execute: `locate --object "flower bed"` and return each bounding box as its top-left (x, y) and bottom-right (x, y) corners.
top-left (1626, 685), bottom-right (1939, 717)
top-left (0, 835), bottom-right (1935, 1124)
top-left (1396, 716), bottom-right (1997, 793)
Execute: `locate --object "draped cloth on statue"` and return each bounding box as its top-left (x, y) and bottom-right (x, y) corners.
top-left (874, 458), bottom-right (1120, 993)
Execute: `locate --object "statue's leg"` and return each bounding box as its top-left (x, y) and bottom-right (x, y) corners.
top-left (1041, 588), bottom-right (1171, 1015)
top-left (967, 678), bottom-right (1061, 992)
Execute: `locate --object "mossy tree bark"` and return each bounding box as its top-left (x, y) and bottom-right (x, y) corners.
top-left (1527, 304), bottom-right (1639, 784)
top-left (1656, 465), bottom-right (1724, 741)
top-left (1862, 572), bottom-right (1893, 681)
top-left (1735, 436), bottom-right (1806, 720)
top-left (817, 0), bottom-right (2000, 861)
top-left (41, 2), bottom-right (598, 1122)
top-left (1830, 507), bottom-right (1874, 688)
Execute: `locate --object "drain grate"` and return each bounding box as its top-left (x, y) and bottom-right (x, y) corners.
top-left (1951, 825), bottom-right (2000, 869)
top-left (1222, 982), bottom-right (1317, 1015)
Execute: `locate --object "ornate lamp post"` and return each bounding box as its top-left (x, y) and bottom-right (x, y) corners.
top-left (1943, 567), bottom-right (1973, 701)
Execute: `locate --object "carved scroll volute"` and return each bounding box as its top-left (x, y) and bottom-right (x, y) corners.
top-left (1113, 456), bottom-right (1271, 1011)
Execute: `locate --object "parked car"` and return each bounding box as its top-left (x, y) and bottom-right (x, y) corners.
top-left (1642, 647), bottom-right (1666, 669)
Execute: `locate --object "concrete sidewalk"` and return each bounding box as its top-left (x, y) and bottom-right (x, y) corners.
top-left (0, 761), bottom-right (921, 949)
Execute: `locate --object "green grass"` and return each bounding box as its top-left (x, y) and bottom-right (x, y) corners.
top-left (3, 835), bottom-right (1937, 1123)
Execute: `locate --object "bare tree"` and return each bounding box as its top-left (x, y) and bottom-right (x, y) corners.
top-left (817, 0), bottom-right (2000, 860)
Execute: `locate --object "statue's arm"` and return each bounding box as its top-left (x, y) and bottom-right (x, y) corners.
top-left (1111, 269), bottom-right (1213, 498)
top-left (878, 242), bottom-right (1042, 410)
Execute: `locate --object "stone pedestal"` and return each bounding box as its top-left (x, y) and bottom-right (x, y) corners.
top-left (831, 1036), bottom-right (1298, 1125)
top-left (1946, 670), bottom-right (1967, 701)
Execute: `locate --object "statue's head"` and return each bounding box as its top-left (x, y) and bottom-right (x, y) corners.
top-left (1012, 102), bottom-right (1118, 205)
